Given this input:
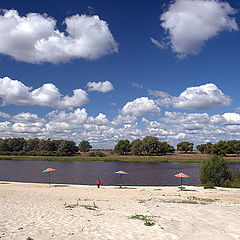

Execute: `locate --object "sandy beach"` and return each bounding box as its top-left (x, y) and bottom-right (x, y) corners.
top-left (0, 182), bottom-right (240, 240)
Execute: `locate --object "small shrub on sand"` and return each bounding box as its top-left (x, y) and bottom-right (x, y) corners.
top-left (203, 182), bottom-right (215, 189)
top-left (144, 220), bottom-right (155, 226)
top-left (130, 214), bottom-right (155, 226)
top-left (229, 168), bottom-right (240, 188)
top-left (199, 156), bottom-right (230, 187)
top-left (199, 156), bottom-right (240, 188)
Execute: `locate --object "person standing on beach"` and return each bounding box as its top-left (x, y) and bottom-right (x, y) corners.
top-left (96, 178), bottom-right (101, 188)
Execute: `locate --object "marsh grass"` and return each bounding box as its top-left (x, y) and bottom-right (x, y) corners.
top-left (65, 203), bottom-right (79, 210)
top-left (187, 196), bottom-right (217, 203)
top-left (80, 202), bottom-right (98, 210)
top-left (161, 199), bottom-right (198, 204)
top-left (160, 196), bottom-right (217, 204)
top-left (130, 214), bottom-right (155, 226)
top-left (138, 198), bottom-right (152, 204)
top-left (65, 201), bottom-right (98, 210)
top-left (1, 151), bottom-right (240, 163)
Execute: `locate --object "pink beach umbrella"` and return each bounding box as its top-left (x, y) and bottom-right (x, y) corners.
top-left (42, 168), bottom-right (56, 186)
top-left (115, 170), bottom-right (128, 188)
top-left (175, 172), bottom-right (189, 186)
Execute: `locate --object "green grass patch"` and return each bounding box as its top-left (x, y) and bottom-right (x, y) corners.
top-left (1, 155), bottom-right (240, 163)
top-left (130, 214), bottom-right (155, 226)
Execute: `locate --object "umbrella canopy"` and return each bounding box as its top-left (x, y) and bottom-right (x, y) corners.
top-left (175, 172), bottom-right (189, 178)
top-left (42, 168), bottom-right (56, 186)
top-left (42, 168), bottom-right (56, 173)
top-left (115, 170), bottom-right (128, 188)
top-left (115, 170), bottom-right (128, 175)
top-left (175, 172), bottom-right (189, 187)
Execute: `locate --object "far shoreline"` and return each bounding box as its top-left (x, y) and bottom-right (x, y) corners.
top-left (1, 154), bottom-right (240, 163)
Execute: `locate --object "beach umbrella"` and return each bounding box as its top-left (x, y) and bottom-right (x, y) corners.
top-left (175, 172), bottom-right (189, 186)
top-left (115, 170), bottom-right (128, 188)
top-left (42, 168), bottom-right (56, 186)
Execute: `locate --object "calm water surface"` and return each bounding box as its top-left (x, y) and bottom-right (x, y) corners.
top-left (0, 160), bottom-right (239, 186)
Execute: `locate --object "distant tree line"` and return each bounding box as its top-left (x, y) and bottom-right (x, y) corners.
top-left (114, 138), bottom-right (240, 157)
top-left (2, 136), bottom-right (240, 157)
top-left (197, 140), bottom-right (240, 156)
top-left (0, 138), bottom-right (92, 156)
top-left (114, 136), bottom-right (175, 156)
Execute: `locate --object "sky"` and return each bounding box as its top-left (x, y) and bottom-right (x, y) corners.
top-left (0, 0), bottom-right (240, 149)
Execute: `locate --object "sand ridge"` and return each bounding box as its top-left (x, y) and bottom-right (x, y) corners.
top-left (0, 182), bottom-right (240, 240)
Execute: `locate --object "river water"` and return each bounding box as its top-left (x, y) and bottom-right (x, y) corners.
top-left (0, 160), bottom-right (239, 186)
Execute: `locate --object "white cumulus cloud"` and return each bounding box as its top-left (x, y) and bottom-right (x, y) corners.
top-left (0, 9), bottom-right (118, 63)
top-left (121, 97), bottom-right (161, 116)
top-left (0, 77), bottom-right (89, 109)
top-left (87, 80), bottom-right (114, 93)
top-left (158, 0), bottom-right (238, 57)
top-left (223, 113), bottom-right (240, 125)
top-left (172, 83), bottom-right (232, 110)
top-left (156, 83), bottom-right (232, 110)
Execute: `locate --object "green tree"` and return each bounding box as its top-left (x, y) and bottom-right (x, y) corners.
top-left (130, 139), bottom-right (142, 155)
top-left (38, 139), bottom-right (58, 152)
top-left (211, 141), bottom-right (232, 156)
top-left (114, 140), bottom-right (131, 155)
top-left (177, 141), bottom-right (193, 153)
top-left (79, 140), bottom-right (92, 153)
top-left (6, 138), bottom-right (26, 152)
top-left (26, 138), bottom-right (40, 151)
top-left (159, 142), bottom-right (175, 155)
top-left (199, 156), bottom-right (230, 187)
top-left (141, 136), bottom-right (165, 156)
top-left (0, 140), bottom-right (10, 152)
top-left (227, 140), bottom-right (240, 155)
top-left (57, 140), bottom-right (78, 155)
top-left (196, 142), bottom-right (212, 154)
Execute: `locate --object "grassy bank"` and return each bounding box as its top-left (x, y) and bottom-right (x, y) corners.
top-left (1, 154), bottom-right (240, 163)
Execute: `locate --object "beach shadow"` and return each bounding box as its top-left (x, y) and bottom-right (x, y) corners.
top-left (0, 182), bottom-right (10, 184)
top-left (115, 186), bottom-right (137, 189)
top-left (53, 184), bottom-right (69, 188)
top-left (179, 189), bottom-right (197, 192)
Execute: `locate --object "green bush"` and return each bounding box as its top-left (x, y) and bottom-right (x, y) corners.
top-left (88, 151), bottom-right (106, 157)
top-left (0, 151), bottom-right (10, 155)
top-left (203, 182), bottom-right (215, 189)
top-left (95, 151), bottom-right (106, 157)
top-left (229, 168), bottom-right (240, 188)
top-left (88, 151), bottom-right (96, 157)
top-left (199, 156), bottom-right (231, 187)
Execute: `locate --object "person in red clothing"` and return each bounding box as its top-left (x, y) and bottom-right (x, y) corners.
top-left (96, 177), bottom-right (101, 188)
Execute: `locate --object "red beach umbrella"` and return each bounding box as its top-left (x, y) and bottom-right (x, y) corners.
top-left (42, 168), bottom-right (56, 186)
top-left (175, 172), bottom-right (189, 186)
top-left (115, 170), bottom-right (128, 188)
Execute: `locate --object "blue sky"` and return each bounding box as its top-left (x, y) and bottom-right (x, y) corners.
top-left (0, 0), bottom-right (240, 148)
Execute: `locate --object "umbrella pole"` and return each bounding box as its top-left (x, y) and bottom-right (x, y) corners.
top-left (180, 177), bottom-right (182, 187)
top-left (120, 174), bottom-right (122, 188)
top-left (48, 172), bottom-right (50, 187)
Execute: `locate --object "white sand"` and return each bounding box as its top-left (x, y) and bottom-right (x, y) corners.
top-left (0, 182), bottom-right (240, 240)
